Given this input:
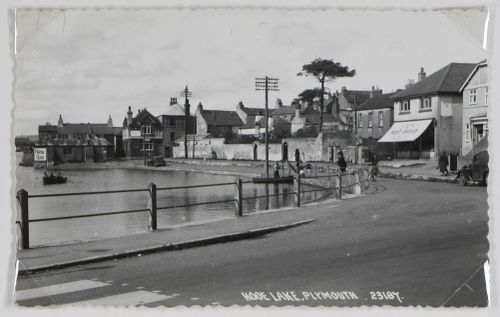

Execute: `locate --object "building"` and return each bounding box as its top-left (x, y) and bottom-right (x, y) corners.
top-left (270, 99), bottom-right (300, 122)
top-left (157, 98), bottom-right (196, 158)
top-left (380, 63), bottom-right (476, 160)
top-left (122, 107), bottom-right (163, 160)
top-left (291, 108), bottom-right (344, 135)
top-left (195, 103), bottom-right (244, 137)
top-left (35, 115), bottom-right (122, 164)
top-left (459, 60), bottom-right (488, 158)
top-left (333, 86), bottom-right (376, 127)
top-left (356, 92), bottom-right (396, 157)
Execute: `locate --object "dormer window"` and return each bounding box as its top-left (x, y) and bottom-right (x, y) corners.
top-left (400, 100), bottom-right (410, 112)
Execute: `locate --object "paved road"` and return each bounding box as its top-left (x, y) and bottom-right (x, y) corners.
top-left (15, 179), bottom-right (489, 307)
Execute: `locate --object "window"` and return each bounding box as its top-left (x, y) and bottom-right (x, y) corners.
top-left (421, 98), bottom-right (431, 109)
top-left (357, 113), bottom-right (363, 128)
top-left (142, 124), bottom-right (152, 135)
top-left (465, 123), bottom-right (470, 142)
top-left (63, 148), bottom-right (72, 155)
top-left (142, 142), bottom-right (153, 151)
top-left (400, 100), bottom-right (410, 112)
top-left (169, 118), bottom-right (176, 127)
top-left (469, 89), bottom-right (477, 104)
top-left (378, 111), bottom-right (384, 128)
top-left (485, 87), bottom-right (488, 105)
top-left (368, 113), bottom-right (373, 128)
top-left (170, 132), bottom-right (176, 140)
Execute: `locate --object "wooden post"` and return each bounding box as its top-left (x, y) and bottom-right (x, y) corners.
top-left (294, 174), bottom-right (301, 207)
top-left (235, 178), bottom-right (243, 216)
top-left (337, 170), bottom-right (342, 200)
top-left (17, 189), bottom-right (29, 250)
top-left (148, 183), bottom-right (157, 231)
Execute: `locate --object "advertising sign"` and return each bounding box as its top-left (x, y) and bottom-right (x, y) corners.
top-left (34, 148), bottom-right (47, 161)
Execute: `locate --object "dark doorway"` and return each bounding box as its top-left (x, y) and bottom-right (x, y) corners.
top-left (282, 142), bottom-right (288, 161)
top-left (253, 144), bottom-right (258, 161)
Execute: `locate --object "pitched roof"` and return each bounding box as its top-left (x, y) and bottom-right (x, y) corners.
top-left (271, 105), bottom-right (297, 116)
top-left (391, 63), bottom-right (476, 99)
top-left (357, 92), bottom-right (397, 111)
top-left (200, 110), bottom-right (244, 127)
top-left (342, 90), bottom-right (372, 105)
top-left (39, 123), bottom-right (117, 135)
top-left (162, 103), bottom-right (186, 116)
top-left (303, 113), bottom-right (342, 124)
top-left (240, 107), bottom-right (264, 116)
top-left (459, 59), bottom-right (488, 92)
top-left (129, 108), bottom-right (162, 128)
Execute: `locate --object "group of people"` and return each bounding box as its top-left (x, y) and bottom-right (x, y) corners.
top-left (289, 148), bottom-right (379, 181)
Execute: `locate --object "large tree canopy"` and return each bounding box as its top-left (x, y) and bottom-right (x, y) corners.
top-left (298, 58), bottom-right (356, 82)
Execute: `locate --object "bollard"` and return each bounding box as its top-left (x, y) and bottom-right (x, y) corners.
top-left (235, 178), bottom-right (243, 216)
top-left (353, 170), bottom-right (362, 195)
top-left (148, 183), bottom-right (157, 231)
top-left (294, 174), bottom-right (301, 207)
top-left (17, 189), bottom-right (29, 250)
top-left (337, 171), bottom-right (342, 200)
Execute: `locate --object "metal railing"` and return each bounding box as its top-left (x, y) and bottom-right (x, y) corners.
top-left (15, 168), bottom-right (368, 249)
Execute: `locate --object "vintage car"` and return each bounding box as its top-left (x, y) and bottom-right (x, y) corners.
top-left (457, 151), bottom-right (489, 186)
top-left (147, 157), bottom-right (166, 167)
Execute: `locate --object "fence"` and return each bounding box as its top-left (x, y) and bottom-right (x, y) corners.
top-left (15, 168), bottom-right (369, 250)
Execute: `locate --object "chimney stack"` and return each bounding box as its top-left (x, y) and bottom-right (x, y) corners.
top-left (170, 97), bottom-right (177, 105)
top-left (127, 106), bottom-right (133, 125)
top-left (57, 114), bottom-right (63, 128)
top-left (275, 98), bottom-right (283, 108)
top-left (405, 79), bottom-right (415, 89)
top-left (107, 115), bottom-right (113, 128)
top-left (418, 67), bottom-right (426, 82)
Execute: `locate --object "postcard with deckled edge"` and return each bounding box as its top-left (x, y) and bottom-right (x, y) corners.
top-left (11, 5), bottom-right (492, 308)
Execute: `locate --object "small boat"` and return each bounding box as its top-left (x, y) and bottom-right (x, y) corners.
top-left (43, 174), bottom-right (67, 185)
top-left (252, 175), bottom-right (294, 184)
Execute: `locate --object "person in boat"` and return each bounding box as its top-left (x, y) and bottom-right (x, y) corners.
top-left (273, 162), bottom-right (280, 178)
top-left (43, 172), bottom-right (48, 177)
top-left (50, 172), bottom-right (54, 178)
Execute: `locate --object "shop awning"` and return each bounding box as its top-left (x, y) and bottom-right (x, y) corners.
top-left (378, 119), bottom-right (433, 143)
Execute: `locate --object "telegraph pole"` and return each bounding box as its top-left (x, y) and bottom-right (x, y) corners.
top-left (255, 76), bottom-right (279, 178)
top-left (180, 85), bottom-right (192, 159)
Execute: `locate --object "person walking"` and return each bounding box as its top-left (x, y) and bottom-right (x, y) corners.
top-left (369, 152), bottom-right (379, 181)
top-left (273, 161), bottom-right (280, 178)
top-left (337, 151), bottom-right (347, 173)
top-left (439, 151), bottom-right (449, 176)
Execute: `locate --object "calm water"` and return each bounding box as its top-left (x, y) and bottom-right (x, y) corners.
top-left (15, 155), bottom-right (331, 247)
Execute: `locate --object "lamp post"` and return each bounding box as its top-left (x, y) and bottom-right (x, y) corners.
top-left (180, 85), bottom-right (192, 159)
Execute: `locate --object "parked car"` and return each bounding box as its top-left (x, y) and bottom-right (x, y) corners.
top-left (457, 151), bottom-right (489, 186)
top-left (147, 157), bottom-right (166, 167)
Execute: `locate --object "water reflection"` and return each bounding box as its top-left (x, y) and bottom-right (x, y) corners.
top-left (16, 162), bottom-right (332, 247)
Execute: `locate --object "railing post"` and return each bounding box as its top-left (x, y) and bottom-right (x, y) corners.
top-left (294, 174), bottom-right (301, 207)
top-left (17, 189), bottom-right (29, 250)
top-left (148, 183), bottom-right (157, 231)
top-left (353, 170), bottom-right (362, 195)
top-left (337, 171), bottom-right (342, 200)
top-left (235, 178), bottom-right (243, 216)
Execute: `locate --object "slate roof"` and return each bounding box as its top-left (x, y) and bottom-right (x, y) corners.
top-left (162, 103), bottom-right (186, 116)
top-left (240, 107), bottom-right (264, 116)
top-left (357, 92), bottom-right (397, 111)
top-left (39, 123), bottom-right (116, 135)
top-left (303, 113), bottom-right (342, 124)
top-left (38, 135), bottom-right (112, 146)
top-left (342, 90), bottom-right (372, 105)
top-left (200, 110), bottom-right (244, 127)
top-left (271, 104), bottom-right (299, 116)
top-left (391, 63), bottom-right (476, 99)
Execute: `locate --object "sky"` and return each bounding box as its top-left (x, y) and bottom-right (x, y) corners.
top-left (13, 7), bottom-right (488, 135)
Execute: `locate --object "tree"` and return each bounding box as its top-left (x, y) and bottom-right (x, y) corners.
top-left (298, 58), bottom-right (356, 131)
top-left (298, 88), bottom-right (323, 105)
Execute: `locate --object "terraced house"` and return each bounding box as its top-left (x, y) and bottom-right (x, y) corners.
top-left (380, 63), bottom-right (476, 161)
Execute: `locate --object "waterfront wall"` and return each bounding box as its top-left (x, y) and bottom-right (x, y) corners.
top-left (173, 132), bottom-right (354, 162)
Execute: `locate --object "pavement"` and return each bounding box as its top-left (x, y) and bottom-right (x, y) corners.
top-left (17, 206), bottom-right (316, 275)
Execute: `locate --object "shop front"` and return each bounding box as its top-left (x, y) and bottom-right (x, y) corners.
top-left (378, 119), bottom-right (435, 160)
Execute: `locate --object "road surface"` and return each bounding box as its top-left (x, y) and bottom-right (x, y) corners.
top-left (15, 178), bottom-right (489, 307)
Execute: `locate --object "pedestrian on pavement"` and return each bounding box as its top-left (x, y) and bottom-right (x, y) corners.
top-left (337, 151), bottom-right (347, 173)
top-left (273, 161), bottom-right (280, 178)
top-left (294, 148), bottom-right (301, 170)
top-left (439, 151), bottom-right (449, 176)
top-left (370, 152), bottom-right (379, 181)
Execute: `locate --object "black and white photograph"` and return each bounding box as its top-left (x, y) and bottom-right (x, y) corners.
top-left (5, 1), bottom-right (496, 311)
